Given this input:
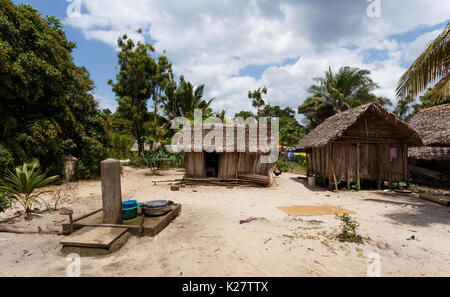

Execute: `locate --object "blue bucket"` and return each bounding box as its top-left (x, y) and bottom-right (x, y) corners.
top-left (122, 200), bottom-right (137, 209)
top-left (122, 200), bottom-right (139, 220)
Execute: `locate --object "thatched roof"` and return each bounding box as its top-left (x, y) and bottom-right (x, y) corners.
top-left (408, 146), bottom-right (450, 161)
top-left (408, 103), bottom-right (450, 147)
top-left (296, 103), bottom-right (423, 149)
top-left (169, 123), bottom-right (273, 153)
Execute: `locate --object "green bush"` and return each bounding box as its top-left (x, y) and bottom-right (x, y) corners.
top-left (0, 144), bottom-right (14, 178)
top-left (76, 136), bottom-right (108, 179)
top-left (335, 214), bottom-right (363, 243)
top-left (0, 161), bottom-right (59, 219)
top-left (275, 154), bottom-right (306, 174)
top-left (128, 155), bottom-right (150, 169)
top-left (111, 133), bottom-right (134, 160)
top-left (0, 192), bottom-right (12, 213)
top-left (128, 148), bottom-right (184, 169)
top-left (169, 152), bottom-right (185, 168)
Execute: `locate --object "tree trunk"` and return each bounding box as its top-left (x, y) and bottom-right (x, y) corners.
top-left (154, 95), bottom-right (158, 122)
top-left (25, 208), bottom-right (32, 221)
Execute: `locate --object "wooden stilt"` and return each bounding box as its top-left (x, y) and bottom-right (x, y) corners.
top-left (388, 143), bottom-right (393, 190)
top-left (346, 144), bottom-right (350, 190)
top-left (327, 144), bottom-right (332, 190)
top-left (331, 158), bottom-right (338, 192)
top-left (376, 142), bottom-right (381, 190)
top-left (356, 143), bottom-right (360, 191)
top-left (403, 143), bottom-right (410, 187)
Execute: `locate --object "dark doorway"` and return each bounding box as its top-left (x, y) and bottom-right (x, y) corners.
top-left (205, 152), bottom-right (219, 177)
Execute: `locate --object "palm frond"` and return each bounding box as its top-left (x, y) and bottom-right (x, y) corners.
top-left (396, 23), bottom-right (450, 98)
top-left (0, 162), bottom-right (59, 217)
top-left (429, 74), bottom-right (450, 97)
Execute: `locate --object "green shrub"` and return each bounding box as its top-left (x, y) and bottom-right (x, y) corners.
top-left (111, 134), bottom-right (134, 160)
top-left (0, 192), bottom-right (12, 213)
top-left (128, 148), bottom-right (185, 169)
top-left (0, 144), bottom-right (14, 178)
top-left (76, 136), bottom-right (108, 179)
top-left (275, 158), bottom-right (306, 174)
top-left (128, 155), bottom-right (150, 169)
top-left (0, 161), bottom-right (59, 219)
top-left (335, 214), bottom-right (363, 243)
top-left (169, 152), bottom-right (185, 168)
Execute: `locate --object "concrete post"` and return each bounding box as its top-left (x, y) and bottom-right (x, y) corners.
top-left (101, 158), bottom-right (123, 224)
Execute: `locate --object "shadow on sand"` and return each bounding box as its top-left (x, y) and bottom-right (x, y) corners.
top-left (289, 176), bottom-right (333, 192)
top-left (289, 175), bottom-right (449, 227)
top-left (370, 192), bottom-right (450, 227)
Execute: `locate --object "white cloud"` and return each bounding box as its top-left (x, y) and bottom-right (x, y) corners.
top-left (64, 0), bottom-right (450, 116)
top-left (94, 94), bottom-right (116, 111)
top-left (400, 29), bottom-right (443, 62)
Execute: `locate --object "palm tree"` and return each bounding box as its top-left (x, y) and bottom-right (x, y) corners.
top-left (0, 161), bottom-right (59, 220)
top-left (298, 66), bottom-right (388, 130)
top-left (393, 96), bottom-right (415, 120)
top-left (177, 77), bottom-right (215, 119)
top-left (396, 22), bottom-right (449, 99)
top-left (248, 86), bottom-right (268, 115)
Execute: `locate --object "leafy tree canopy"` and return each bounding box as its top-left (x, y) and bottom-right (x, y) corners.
top-left (235, 105), bottom-right (304, 146)
top-left (0, 0), bottom-right (110, 178)
top-left (248, 86), bottom-right (268, 114)
top-left (108, 32), bottom-right (158, 154)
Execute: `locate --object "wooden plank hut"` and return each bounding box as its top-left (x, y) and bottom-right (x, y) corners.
top-left (167, 123), bottom-right (275, 186)
top-left (407, 103), bottom-right (450, 187)
top-left (296, 103), bottom-right (423, 190)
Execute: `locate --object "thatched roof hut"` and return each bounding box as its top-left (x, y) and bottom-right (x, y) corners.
top-left (170, 123), bottom-right (273, 153)
top-left (297, 103), bottom-right (422, 149)
top-left (408, 103), bottom-right (450, 160)
top-left (296, 103), bottom-right (422, 190)
top-left (169, 123), bottom-right (275, 186)
top-left (407, 104), bottom-right (450, 185)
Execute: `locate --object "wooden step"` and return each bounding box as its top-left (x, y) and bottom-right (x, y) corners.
top-left (60, 226), bottom-right (128, 249)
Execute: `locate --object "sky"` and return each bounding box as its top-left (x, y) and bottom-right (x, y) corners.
top-left (12, 0), bottom-right (450, 118)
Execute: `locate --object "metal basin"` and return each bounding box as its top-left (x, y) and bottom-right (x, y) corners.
top-left (140, 200), bottom-right (174, 216)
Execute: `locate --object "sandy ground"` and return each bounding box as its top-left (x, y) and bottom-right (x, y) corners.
top-left (0, 166), bottom-right (449, 277)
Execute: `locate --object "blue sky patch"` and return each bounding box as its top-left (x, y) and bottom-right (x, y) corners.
top-left (238, 64), bottom-right (271, 80)
top-left (388, 20), bottom-right (448, 43)
top-left (360, 48), bottom-right (389, 64)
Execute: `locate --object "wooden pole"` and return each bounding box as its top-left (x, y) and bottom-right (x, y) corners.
top-left (235, 153), bottom-right (240, 179)
top-left (403, 143), bottom-right (409, 187)
top-left (388, 144), bottom-right (393, 190)
top-left (0, 226), bottom-right (59, 234)
top-left (356, 143), bottom-right (360, 191)
top-left (331, 158), bottom-right (338, 192)
top-left (346, 144), bottom-right (350, 190)
top-left (327, 144), bottom-right (332, 190)
top-left (376, 141), bottom-right (381, 190)
top-left (364, 117), bottom-right (369, 186)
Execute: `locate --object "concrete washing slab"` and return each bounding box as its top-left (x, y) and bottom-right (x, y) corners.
top-left (60, 204), bottom-right (181, 251)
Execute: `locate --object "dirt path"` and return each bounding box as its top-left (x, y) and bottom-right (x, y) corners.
top-left (0, 167), bottom-right (449, 276)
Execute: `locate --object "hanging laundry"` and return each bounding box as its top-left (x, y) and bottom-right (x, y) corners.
top-left (286, 152), bottom-right (293, 161)
top-left (390, 147), bottom-right (397, 161)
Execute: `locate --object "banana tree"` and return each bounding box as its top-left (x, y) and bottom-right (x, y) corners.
top-left (0, 161), bottom-right (59, 220)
